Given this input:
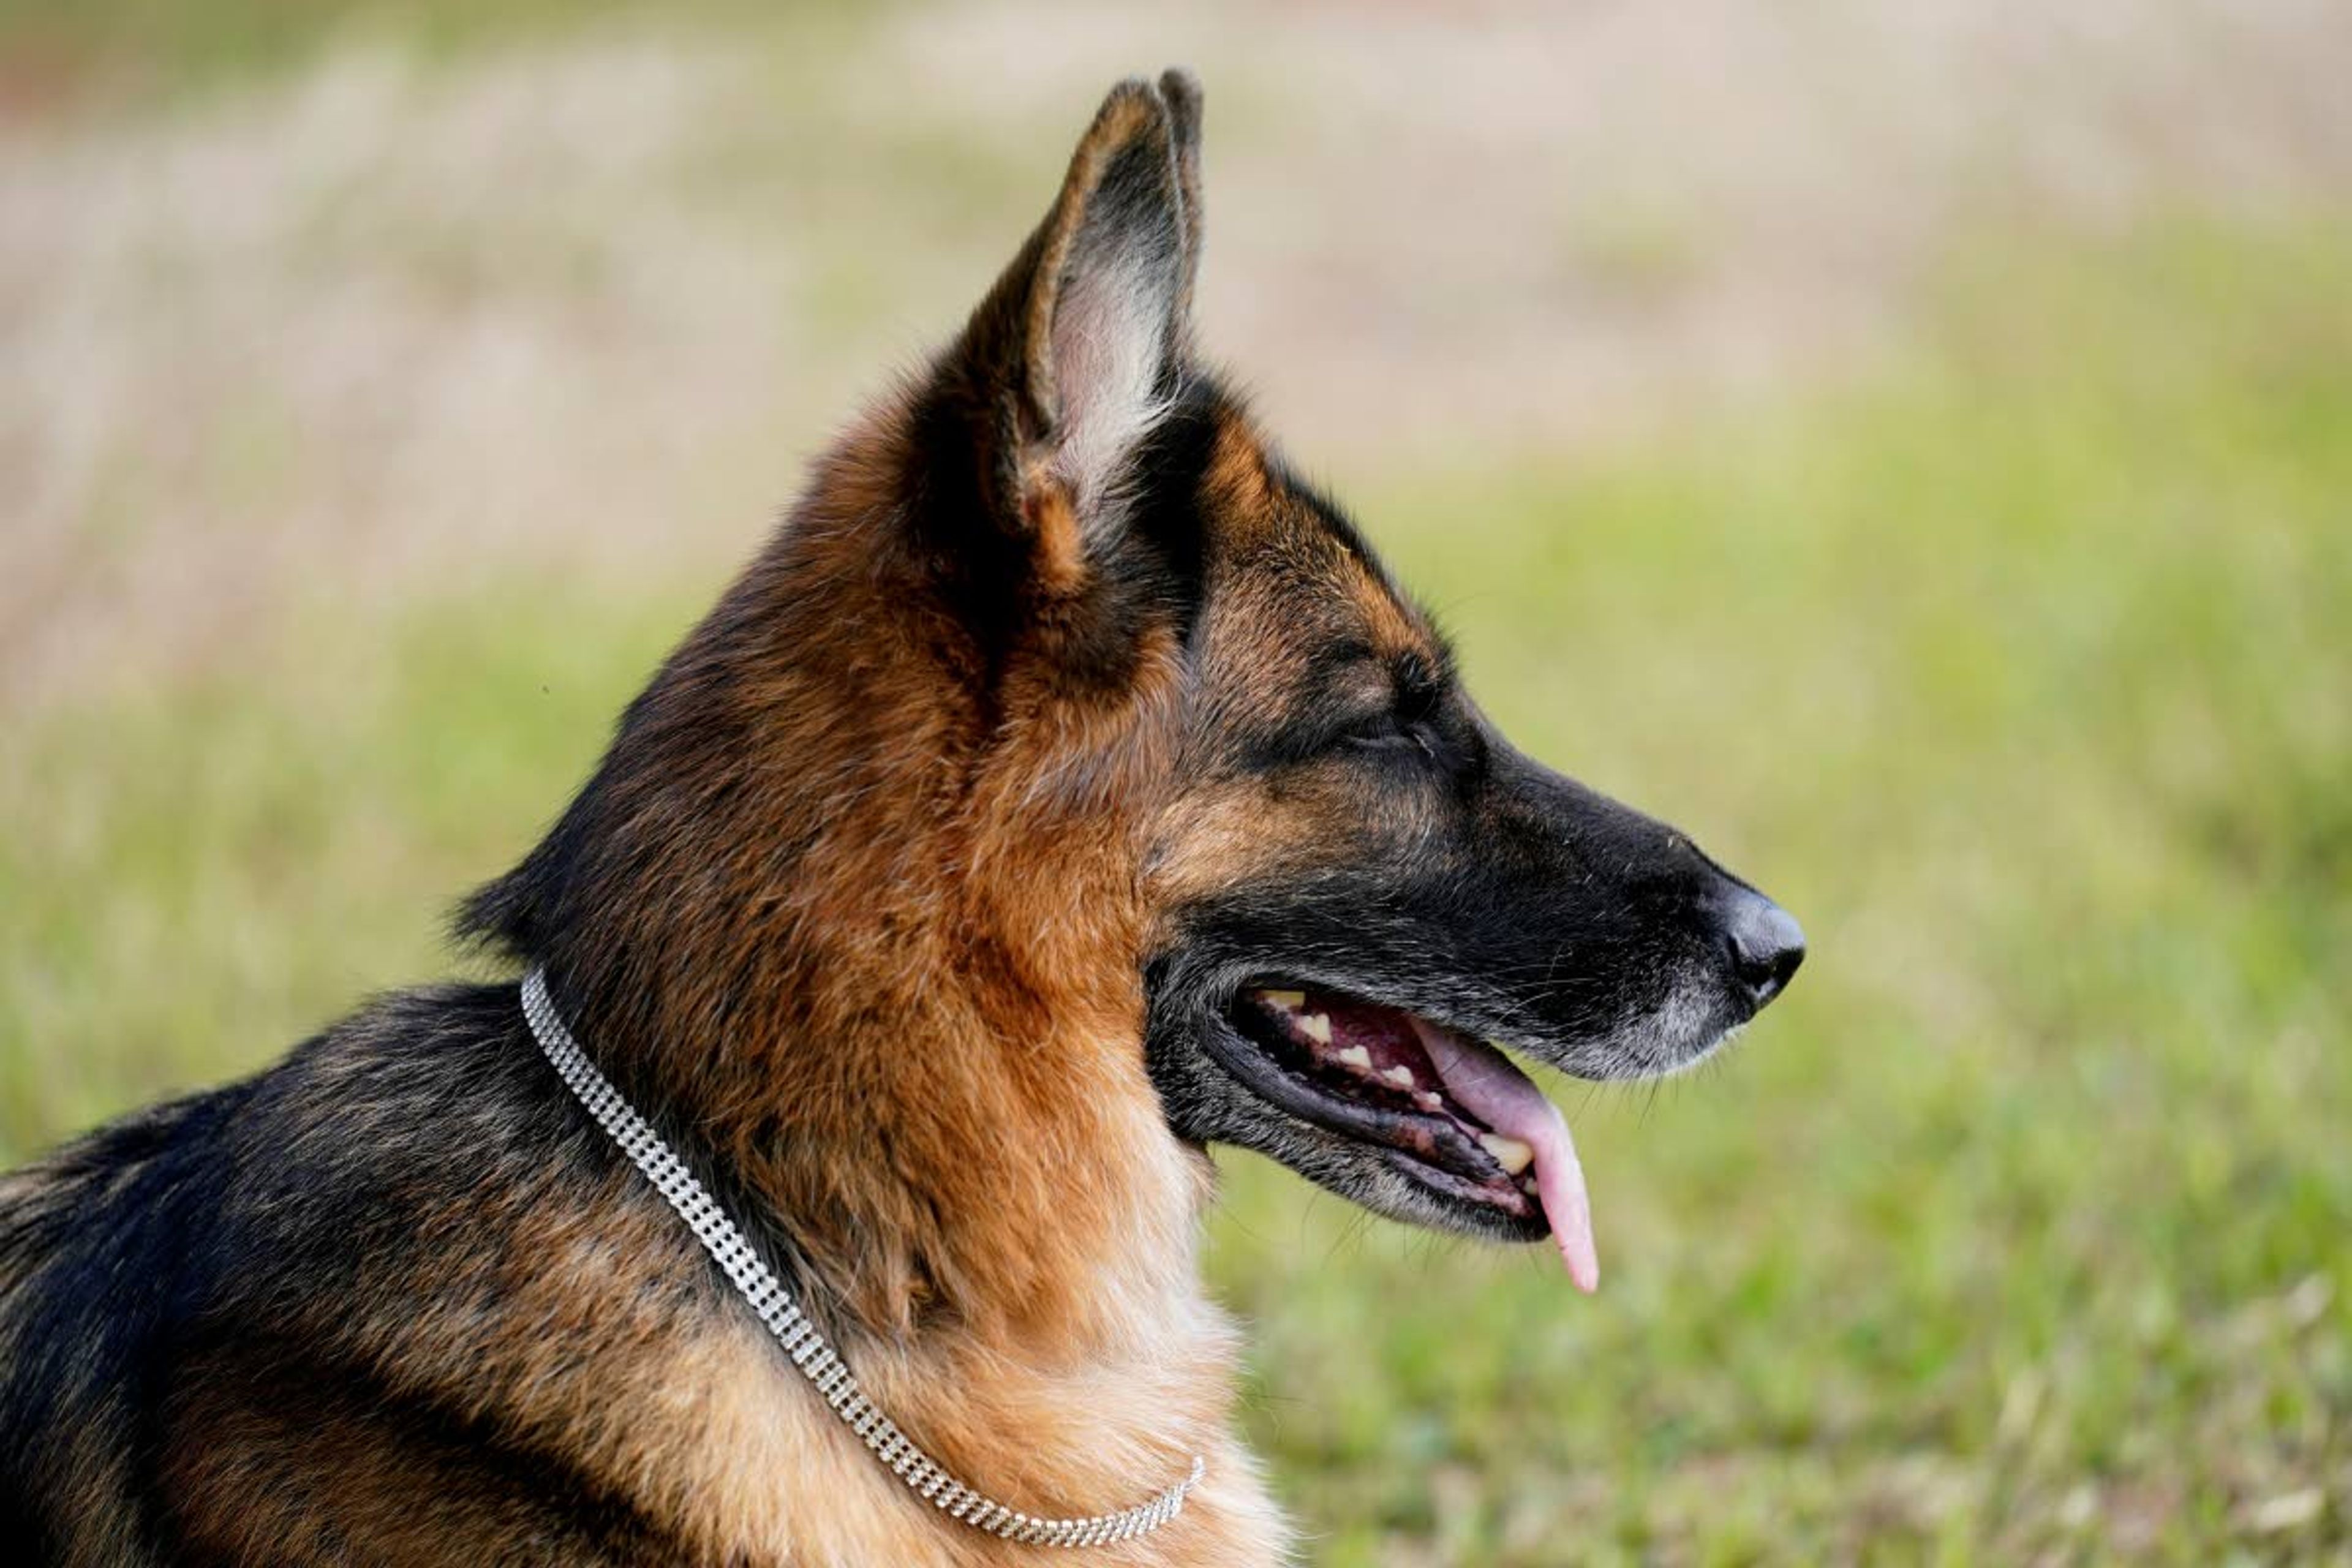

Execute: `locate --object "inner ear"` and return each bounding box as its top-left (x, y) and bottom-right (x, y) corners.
top-left (968, 73), bottom-right (1202, 573)
top-left (1039, 148), bottom-right (1184, 516)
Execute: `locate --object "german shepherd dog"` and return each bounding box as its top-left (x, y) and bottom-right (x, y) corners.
top-left (1, 70), bottom-right (1803, 1565)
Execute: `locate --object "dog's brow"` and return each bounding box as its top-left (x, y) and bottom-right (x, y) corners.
top-left (1301, 638), bottom-right (1381, 686)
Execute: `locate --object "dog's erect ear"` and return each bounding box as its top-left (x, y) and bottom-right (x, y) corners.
top-left (952, 69), bottom-right (1203, 583)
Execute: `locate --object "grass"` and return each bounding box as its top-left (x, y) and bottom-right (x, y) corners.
top-left (3, 172), bottom-right (2346, 1568)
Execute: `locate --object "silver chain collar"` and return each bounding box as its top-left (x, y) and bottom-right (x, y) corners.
top-left (518, 968), bottom-right (1207, 1548)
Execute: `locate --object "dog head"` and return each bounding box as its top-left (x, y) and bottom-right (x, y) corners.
top-left (470, 71), bottom-right (1801, 1303)
top-left (952, 72), bottom-right (1804, 1282)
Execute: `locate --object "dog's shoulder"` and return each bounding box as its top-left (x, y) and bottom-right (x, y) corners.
top-left (0, 982), bottom-right (691, 1565)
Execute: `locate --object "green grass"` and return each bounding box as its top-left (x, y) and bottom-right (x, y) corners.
top-left (4, 220), bottom-right (2347, 1561)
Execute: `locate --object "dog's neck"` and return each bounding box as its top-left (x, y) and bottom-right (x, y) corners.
top-left (515, 683), bottom-right (1207, 1359)
top-left (541, 889), bottom-right (1199, 1349)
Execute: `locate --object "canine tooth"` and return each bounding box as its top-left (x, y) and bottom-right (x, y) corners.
top-left (1382, 1065), bottom-right (1417, 1088)
top-left (1478, 1134), bottom-right (1535, 1175)
top-left (1298, 1014), bottom-right (1333, 1046)
top-left (1414, 1091), bottom-right (1444, 1112)
top-left (1332, 1044), bottom-right (1372, 1070)
top-left (1261, 989), bottom-right (1305, 1010)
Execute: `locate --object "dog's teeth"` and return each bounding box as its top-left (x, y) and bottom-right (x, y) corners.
top-left (1298, 1014), bottom-right (1333, 1046)
top-left (1382, 1065), bottom-right (1417, 1088)
top-left (1414, 1090), bottom-right (1444, 1112)
top-left (1332, 1044), bottom-right (1371, 1070)
top-left (1261, 989), bottom-right (1305, 1011)
top-left (1478, 1133), bottom-right (1535, 1175)
top-left (1519, 1175), bottom-right (1540, 1196)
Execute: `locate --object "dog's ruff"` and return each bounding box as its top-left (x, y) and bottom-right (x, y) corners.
top-left (519, 969), bottom-right (1206, 1548)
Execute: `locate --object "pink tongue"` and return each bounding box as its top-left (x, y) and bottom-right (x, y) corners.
top-left (1409, 1018), bottom-right (1598, 1293)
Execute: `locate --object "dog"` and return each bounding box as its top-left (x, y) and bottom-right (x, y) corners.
top-left (0, 69), bottom-right (1802, 1565)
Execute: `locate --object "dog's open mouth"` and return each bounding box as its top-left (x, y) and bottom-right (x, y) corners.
top-left (1210, 984), bottom-right (1599, 1291)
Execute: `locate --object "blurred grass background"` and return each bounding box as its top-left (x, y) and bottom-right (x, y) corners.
top-left (2, 3), bottom-right (2347, 1562)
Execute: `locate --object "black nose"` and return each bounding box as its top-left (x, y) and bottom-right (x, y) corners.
top-left (1724, 892), bottom-right (1806, 1008)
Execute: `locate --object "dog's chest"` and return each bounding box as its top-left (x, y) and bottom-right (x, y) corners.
top-left (608, 1305), bottom-right (1286, 1566)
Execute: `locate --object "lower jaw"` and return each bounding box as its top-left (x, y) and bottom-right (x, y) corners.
top-left (1377, 1149), bottom-right (1545, 1233)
